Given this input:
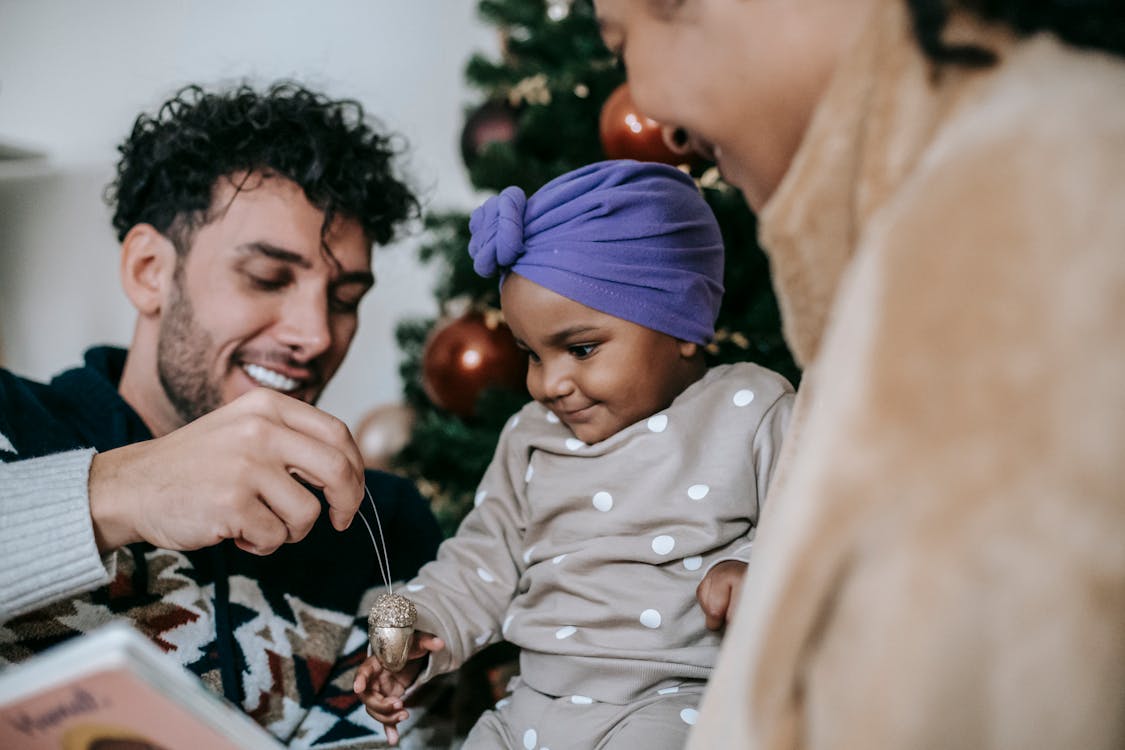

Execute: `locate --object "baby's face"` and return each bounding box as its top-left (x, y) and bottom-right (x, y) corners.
top-left (501, 273), bottom-right (700, 444)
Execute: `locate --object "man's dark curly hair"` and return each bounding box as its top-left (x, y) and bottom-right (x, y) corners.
top-left (106, 81), bottom-right (419, 250)
top-left (907, 0), bottom-right (1125, 67)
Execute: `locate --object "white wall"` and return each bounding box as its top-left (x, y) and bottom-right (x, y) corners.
top-left (0, 0), bottom-right (497, 429)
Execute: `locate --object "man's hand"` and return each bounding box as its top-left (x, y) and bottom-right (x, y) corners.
top-left (88, 388), bottom-right (365, 555)
top-left (353, 633), bottom-right (445, 746)
top-left (696, 559), bottom-right (748, 631)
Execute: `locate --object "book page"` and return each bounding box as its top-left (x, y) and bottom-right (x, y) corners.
top-left (0, 666), bottom-right (251, 750)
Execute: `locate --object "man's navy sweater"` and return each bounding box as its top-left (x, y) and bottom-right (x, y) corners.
top-left (0, 347), bottom-right (442, 744)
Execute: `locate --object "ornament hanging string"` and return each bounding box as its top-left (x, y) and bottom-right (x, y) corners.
top-left (356, 483), bottom-right (419, 672)
top-left (355, 485), bottom-right (395, 595)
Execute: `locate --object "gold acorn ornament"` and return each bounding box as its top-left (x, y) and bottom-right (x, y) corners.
top-left (354, 485), bottom-right (419, 672)
top-left (367, 591), bottom-right (417, 672)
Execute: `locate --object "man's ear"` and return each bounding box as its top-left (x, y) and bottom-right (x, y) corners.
top-left (120, 224), bottom-right (177, 316)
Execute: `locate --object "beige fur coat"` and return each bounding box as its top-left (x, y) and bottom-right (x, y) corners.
top-left (689, 2), bottom-right (1125, 749)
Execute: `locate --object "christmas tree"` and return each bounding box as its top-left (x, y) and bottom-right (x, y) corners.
top-left (392, 0), bottom-right (799, 537)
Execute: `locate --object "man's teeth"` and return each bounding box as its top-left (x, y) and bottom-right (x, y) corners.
top-left (244, 364), bottom-right (301, 392)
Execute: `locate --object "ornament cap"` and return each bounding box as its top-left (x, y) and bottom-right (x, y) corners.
top-left (368, 591), bottom-right (418, 628)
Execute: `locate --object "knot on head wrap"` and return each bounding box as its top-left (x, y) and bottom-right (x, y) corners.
top-left (468, 185), bottom-right (528, 277)
top-left (467, 159), bottom-right (725, 344)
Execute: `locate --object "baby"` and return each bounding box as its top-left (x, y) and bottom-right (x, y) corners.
top-left (355, 160), bottom-right (794, 748)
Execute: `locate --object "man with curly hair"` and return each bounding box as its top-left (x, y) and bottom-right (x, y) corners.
top-left (0, 82), bottom-right (444, 745)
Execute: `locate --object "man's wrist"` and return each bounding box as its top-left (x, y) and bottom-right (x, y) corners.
top-left (88, 448), bottom-right (143, 552)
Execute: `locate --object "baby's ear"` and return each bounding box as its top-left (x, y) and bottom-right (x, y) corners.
top-left (677, 340), bottom-right (701, 359)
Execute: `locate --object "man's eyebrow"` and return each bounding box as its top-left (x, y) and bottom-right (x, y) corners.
top-left (236, 241), bottom-right (312, 268)
top-left (236, 241), bottom-right (375, 288)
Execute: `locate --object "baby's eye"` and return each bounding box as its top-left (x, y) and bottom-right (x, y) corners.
top-left (569, 343), bottom-right (597, 359)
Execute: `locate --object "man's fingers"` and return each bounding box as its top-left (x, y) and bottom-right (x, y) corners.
top-left (266, 391), bottom-right (365, 480)
top-left (255, 471), bottom-right (325, 543)
top-left (258, 419), bottom-right (364, 532)
top-left (227, 493), bottom-right (291, 555)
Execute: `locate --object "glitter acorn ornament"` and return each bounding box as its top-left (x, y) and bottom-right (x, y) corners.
top-left (368, 591), bottom-right (417, 672)
top-left (354, 485), bottom-right (419, 672)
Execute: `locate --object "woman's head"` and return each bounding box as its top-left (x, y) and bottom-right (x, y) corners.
top-left (593, 0), bottom-right (1123, 211)
top-left (592, 0), bottom-right (876, 210)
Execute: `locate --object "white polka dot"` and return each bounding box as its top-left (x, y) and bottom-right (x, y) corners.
top-left (733, 389), bottom-right (755, 407)
top-left (407, 582), bottom-right (426, 592)
top-left (570, 695), bottom-right (594, 705)
top-left (565, 437), bottom-right (584, 451)
top-left (546, 411), bottom-right (560, 424)
top-left (555, 625), bottom-right (577, 639)
top-left (552, 554), bottom-right (568, 564)
top-left (640, 609), bottom-right (662, 628)
top-left (687, 484), bottom-right (710, 500)
top-left (647, 414), bottom-right (668, 432)
top-left (657, 686), bottom-right (680, 695)
top-left (683, 556), bottom-right (703, 571)
top-left (474, 631), bottom-right (493, 646)
top-left (477, 567), bottom-right (496, 583)
top-left (525, 464), bottom-right (534, 482)
top-left (680, 708), bottom-right (699, 726)
top-left (522, 546), bottom-right (536, 564)
top-left (592, 491), bottom-right (614, 512)
top-left (523, 728), bottom-right (537, 749)
top-left (474, 490), bottom-right (487, 507)
top-left (502, 614), bottom-right (515, 636)
top-left (651, 535), bottom-right (676, 555)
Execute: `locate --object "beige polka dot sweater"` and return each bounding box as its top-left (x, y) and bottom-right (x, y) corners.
top-left (406, 362), bottom-right (794, 704)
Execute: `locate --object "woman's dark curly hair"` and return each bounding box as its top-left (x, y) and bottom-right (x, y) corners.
top-left (907, 0), bottom-right (1125, 66)
top-left (106, 81), bottom-right (419, 250)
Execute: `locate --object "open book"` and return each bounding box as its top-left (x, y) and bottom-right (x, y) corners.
top-left (0, 622), bottom-right (283, 749)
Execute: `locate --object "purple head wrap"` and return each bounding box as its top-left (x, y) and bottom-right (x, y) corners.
top-left (468, 160), bottom-right (724, 344)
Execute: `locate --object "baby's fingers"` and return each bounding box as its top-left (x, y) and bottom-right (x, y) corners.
top-left (353, 659), bottom-right (380, 693)
top-left (385, 722), bottom-right (401, 746)
top-left (362, 692), bottom-right (405, 722)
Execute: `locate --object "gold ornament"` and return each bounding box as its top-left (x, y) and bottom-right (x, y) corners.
top-left (368, 591), bottom-right (417, 672)
top-left (508, 74), bottom-right (552, 107)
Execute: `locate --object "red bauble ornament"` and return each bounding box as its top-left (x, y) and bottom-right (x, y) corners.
top-left (421, 312), bottom-right (528, 418)
top-left (598, 82), bottom-right (697, 166)
top-left (461, 99), bottom-right (519, 170)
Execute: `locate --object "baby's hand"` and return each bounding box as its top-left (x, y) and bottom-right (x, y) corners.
top-left (353, 632), bottom-right (445, 746)
top-left (696, 560), bottom-right (748, 631)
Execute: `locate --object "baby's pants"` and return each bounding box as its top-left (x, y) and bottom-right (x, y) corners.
top-left (460, 680), bottom-right (705, 750)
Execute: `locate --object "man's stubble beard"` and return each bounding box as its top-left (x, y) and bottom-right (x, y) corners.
top-left (156, 269), bottom-right (224, 426)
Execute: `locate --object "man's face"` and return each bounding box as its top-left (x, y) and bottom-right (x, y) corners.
top-left (155, 176), bottom-right (372, 427)
top-left (501, 273), bottom-right (699, 445)
top-left (594, 0), bottom-right (856, 210)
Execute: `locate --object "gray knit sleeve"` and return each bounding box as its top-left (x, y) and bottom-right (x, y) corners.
top-left (0, 448), bottom-right (112, 621)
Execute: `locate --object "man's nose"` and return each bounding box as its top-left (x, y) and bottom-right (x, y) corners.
top-left (277, 291), bottom-right (332, 359)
